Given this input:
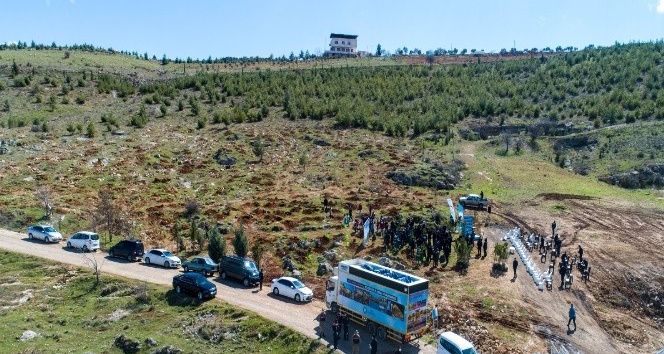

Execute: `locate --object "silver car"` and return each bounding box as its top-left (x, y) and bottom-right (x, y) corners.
top-left (27, 225), bottom-right (63, 243)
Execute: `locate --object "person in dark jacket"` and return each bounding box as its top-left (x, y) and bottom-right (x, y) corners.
top-left (578, 245), bottom-right (584, 262)
top-left (258, 269), bottom-right (264, 291)
top-left (343, 313), bottom-right (349, 340)
top-left (370, 335), bottom-right (378, 354)
top-left (332, 320), bottom-right (340, 350)
top-left (567, 303), bottom-right (577, 331)
top-left (483, 238), bottom-right (488, 258)
top-left (512, 258), bottom-right (518, 278)
top-left (318, 308), bottom-right (326, 338)
top-left (476, 235), bottom-right (483, 257)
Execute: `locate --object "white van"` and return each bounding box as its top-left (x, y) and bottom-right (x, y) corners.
top-left (66, 231), bottom-right (100, 252)
top-left (437, 331), bottom-right (478, 354)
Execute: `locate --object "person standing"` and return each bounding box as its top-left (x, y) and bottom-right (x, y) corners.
top-left (352, 330), bottom-right (361, 354)
top-left (552, 220), bottom-right (557, 237)
top-left (318, 308), bottom-right (326, 338)
top-left (480, 191), bottom-right (484, 200)
top-left (370, 335), bottom-right (378, 354)
top-left (476, 235), bottom-right (483, 257)
top-left (332, 319), bottom-right (340, 350)
top-left (432, 304), bottom-right (439, 331)
top-left (512, 258), bottom-right (519, 278)
top-left (578, 245), bottom-right (584, 262)
top-left (258, 269), bottom-right (264, 291)
top-left (483, 238), bottom-right (488, 258)
top-left (567, 303), bottom-right (577, 331)
top-left (343, 313), bottom-right (349, 340)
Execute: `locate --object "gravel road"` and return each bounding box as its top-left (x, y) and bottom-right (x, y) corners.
top-left (0, 228), bottom-right (437, 354)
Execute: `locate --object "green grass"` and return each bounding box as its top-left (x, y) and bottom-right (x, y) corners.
top-left (458, 139), bottom-right (664, 210)
top-left (0, 250), bottom-right (325, 354)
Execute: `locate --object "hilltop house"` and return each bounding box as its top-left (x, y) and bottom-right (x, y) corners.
top-left (324, 33), bottom-right (358, 57)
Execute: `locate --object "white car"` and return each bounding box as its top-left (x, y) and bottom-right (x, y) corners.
top-left (271, 276), bottom-right (313, 302)
top-left (66, 231), bottom-right (100, 252)
top-left (27, 225), bottom-right (63, 243)
top-left (143, 249), bottom-right (181, 268)
top-left (437, 331), bottom-right (478, 354)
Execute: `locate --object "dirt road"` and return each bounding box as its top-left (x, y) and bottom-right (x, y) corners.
top-left (0, 227), bottom-right (437, 354)
top-left (483, 223), bottom-right (618, 354)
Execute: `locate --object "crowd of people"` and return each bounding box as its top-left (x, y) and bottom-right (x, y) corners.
top-left (323, 196), bottom-right (496, 269)
top-left (319, 309), bottom-right (384, 353)
top-left (534, 221), bottom-right (591, 290)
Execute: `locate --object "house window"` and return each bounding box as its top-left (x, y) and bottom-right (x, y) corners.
top-left (342, 41), bottom-right (345, 45)
top-left (351, 49), bottom-right (353, 52)
top-left (335, 41), bottom-right (338, 44)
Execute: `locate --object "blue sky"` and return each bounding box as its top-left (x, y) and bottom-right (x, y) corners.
top-left (2, 0), bottom-right (664, 59)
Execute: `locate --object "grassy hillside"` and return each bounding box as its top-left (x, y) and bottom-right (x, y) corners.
top-left (0, 251), bottom-right (324, 354)
top-left (2, 42), bottom-right (664, 354)
top-left (0, 42), bottom-right (662, 241)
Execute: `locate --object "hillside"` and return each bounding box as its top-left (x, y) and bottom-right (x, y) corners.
top-left (1, 44), bottom-right (663, 353)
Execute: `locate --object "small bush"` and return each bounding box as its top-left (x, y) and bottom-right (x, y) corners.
top-left (86, 123), bottom-right (96, 138)
top-left (196, 117), bottom-right (206, 129)
top-left (184, 199), bottom-right (200, 217)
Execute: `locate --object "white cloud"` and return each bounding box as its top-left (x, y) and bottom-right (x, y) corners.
top-left (658, 0), bottom-right (664, 13)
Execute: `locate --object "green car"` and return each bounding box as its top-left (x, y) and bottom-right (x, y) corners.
top-left (182, 256), bottom-right (219, 276)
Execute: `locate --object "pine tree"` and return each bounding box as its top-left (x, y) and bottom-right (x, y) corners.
top-left (11, 60), bottom-right (19, 77)
top-left (232, 226), bottom-right (248, 258)
top-left (208, 228), bottom-right (226, 263)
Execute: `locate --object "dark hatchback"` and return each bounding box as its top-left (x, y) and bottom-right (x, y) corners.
top-left (172, 273), bottom-right (217, 300)
top-left (108, 239), bottom-right (144, 261)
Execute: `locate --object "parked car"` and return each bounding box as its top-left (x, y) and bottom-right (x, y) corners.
top-left (437, 331), bottom-right (478, 354)
top-left (66, 231), bottom-right (100, 252)
top-left (458, 194), bottom-right (489, 209)
top-left (271, 276), bottom-right (313, 302)
top-left (27, 225), bottom-right (62, 243)
top-left (183, 256), bottom-right (218, 276)
top-left (219, 255), bottom-right (260, 287)
top-left (108, 239), bottom-right (144, 261)
top-left (172, 272), bottom-right (217, 300)
top-left (143, 249), bottom-right (181, 268)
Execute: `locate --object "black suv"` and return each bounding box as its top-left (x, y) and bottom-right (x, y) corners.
top-left (219, 255), bottom-right (260, 287)
top-left (108, 239), bottom-right (144, 261)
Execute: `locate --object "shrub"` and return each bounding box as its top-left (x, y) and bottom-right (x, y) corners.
top-left (86, 123), bottom-right (96, 138)
top-left (232, 226), bottom-right (248, 258)
top-left (208, 228), bottom-right (226, 264)
top-left (184, 199), bottom-right (200, 217)
top-left (454, 238), bottom-right (471, 269)
top-left (196, 117), bottom-right (206, 129)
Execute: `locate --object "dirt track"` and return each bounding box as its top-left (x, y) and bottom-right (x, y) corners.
top-left (0, 227), bottom-right (437, 354)
top-left (490, 195), bottom-right (664, 354)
